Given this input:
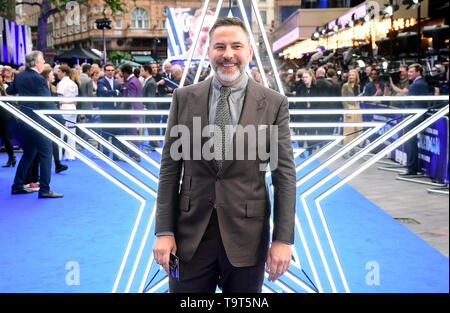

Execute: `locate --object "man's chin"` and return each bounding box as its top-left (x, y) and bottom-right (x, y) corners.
top-left (217, 69), bottom-right (243, 84)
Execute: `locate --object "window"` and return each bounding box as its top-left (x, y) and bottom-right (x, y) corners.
top-left (130, 8), bottom-right (150, 29)
top-left (81, 10), bottom-right (87, 32)
top-left (260, 10), bottom-right (267, 25)
top-left (115, 19), bottom-right (122, 29)
top-left (54, 16), bottom-right (60, 38)
top-left (68, 19), bottom-right (73, 35)
top-left (61, 17), bottom-right (66, 36)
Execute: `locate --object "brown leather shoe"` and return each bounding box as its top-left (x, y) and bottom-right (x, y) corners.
top-left (38, 191), bottom-right (64, 198)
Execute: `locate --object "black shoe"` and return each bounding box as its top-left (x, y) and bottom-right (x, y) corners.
top-left (55, 164), bottom-right (68, 173)
top-left (11, 188), bottom-right (34, 195)
top-left (38, 191), bottom-right (64, 198)
top-left (2, 156), bottom-right (16, 167)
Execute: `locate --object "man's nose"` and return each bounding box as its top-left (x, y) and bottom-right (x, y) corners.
top-left (223, 46), bottom-right (234, 59)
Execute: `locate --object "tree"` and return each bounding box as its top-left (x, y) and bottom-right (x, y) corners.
top-left (108, 50), bottom-right (132, 66)
top-left (0, 0), bottom-right (127, 55)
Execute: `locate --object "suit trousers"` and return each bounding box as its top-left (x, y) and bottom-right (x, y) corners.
top-left (169, 209), bottom-right (265, 293)
top-left (12, 121), bottom-right (52, 194)
top-left (405, 115), bottom-right (425, 174)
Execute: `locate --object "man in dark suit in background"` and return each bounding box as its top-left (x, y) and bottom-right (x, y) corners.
top-left (141, 63), bottom-right (159, 149)
top-left (77, 63), bottom-right (94, 140)
top-left (7, 51), bottom-right (64, 198)
top-left (96, 62), bottom-right (123, 159)
top-left (400, 63), bottom-right (430, 176)
top-left (153, 17), bottom-right (296, 293)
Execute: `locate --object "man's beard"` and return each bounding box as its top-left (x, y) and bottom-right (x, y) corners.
top-left (212, 59), bottom-right (246, 83)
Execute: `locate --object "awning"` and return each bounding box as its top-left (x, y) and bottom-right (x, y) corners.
top-left (119, 59), bottom-right (141, 67)
top-left (132, 55), bottom-right (155, 63)
top-left (56, 47), bottom-right (102, 62)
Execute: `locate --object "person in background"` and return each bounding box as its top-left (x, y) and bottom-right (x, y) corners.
top-left (299, 69), bottom-right (321, 151)
top-left (361, 68), bottom-right (384, 97)
top-left (96, 62), bottom-right (123, 160)
top-left (0, 72), bottom-right (16, 168)
top-left (8, 51), bottom-right (64, 198)
top-left (56, 65), bottom-right (79, 161)
top-left (341, 69), bottom-right (362, 158)
top-left (141, 63), bottom-right (159, 150)
top-left (90, 69), bottom-right (100, 97)
top-left (119, 63), bottom-right (144, 162)
top-left (400, 63), bottom-right (430, 176)
top-left (2, 65), bottom-right (14, 87)
top-left (41, 68), bottom-right (68, 174)
top-left (385, 65), bottom-right (409, 108)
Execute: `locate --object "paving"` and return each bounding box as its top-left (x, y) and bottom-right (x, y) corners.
top-left (318, 149), bottom-right (449, 257)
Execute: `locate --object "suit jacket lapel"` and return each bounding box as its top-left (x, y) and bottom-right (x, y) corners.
top-left (190, 78), bottom-right (218, 174)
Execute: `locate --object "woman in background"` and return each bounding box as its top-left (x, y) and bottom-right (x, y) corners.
top-left (341, 69), bottom-right (362, 157)
top-left (41, 68), bottom-right (68, 173)
top-left (0, 73), bottom-right (15, 167)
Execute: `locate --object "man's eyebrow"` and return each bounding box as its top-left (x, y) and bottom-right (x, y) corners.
top-left (213, 41), bottom-right (245, 46)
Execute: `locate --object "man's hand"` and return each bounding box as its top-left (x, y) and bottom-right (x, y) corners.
top-left (266, 241), bottom-right (291, 282)
top-left (153, 235), bottom-right (177, 275)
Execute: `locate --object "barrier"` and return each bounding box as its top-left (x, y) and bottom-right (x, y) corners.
top-left (1, 95), bottom-right (448, 293)
top-left (360, 102), bottom-right (449, 184)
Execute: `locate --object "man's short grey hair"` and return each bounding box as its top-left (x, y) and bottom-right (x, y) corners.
top-left (25, 51), bottom-right (43, 68)
top-left (316, 67), bottom-right (326, 77)
top-left (171, 64), bottom-right (182, 75)
top-left (208, 17), bottom-right (250, 44)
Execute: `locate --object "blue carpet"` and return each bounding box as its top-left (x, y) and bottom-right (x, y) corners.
top-left (0, 151), bottom-right (448, 293)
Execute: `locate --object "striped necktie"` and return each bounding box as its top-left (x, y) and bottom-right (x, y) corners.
top-left (214, 86), bottom-right (232, 171)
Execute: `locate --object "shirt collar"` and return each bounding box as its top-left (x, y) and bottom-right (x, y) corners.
top-left (144, 75), bottom-right (152, 84)
top-left (212, 73), bottom-right (249, 100)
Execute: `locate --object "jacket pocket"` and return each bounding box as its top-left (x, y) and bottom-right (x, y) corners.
top-left (180, 175), bottom-right (191, 194)
top-left (246, 200), bottom-right (268, 217)
top-left (179, 194), bottom-right (190, 212)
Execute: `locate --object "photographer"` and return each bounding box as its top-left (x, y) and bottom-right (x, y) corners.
top-left (361, 68), bottom-right (385, 98)
top-left (384, 65), bottom-right (410, 107)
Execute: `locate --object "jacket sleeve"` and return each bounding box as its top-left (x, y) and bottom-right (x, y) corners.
top-left (97, 79), bottom-right (118, 97)
top-left (6, 80), bottom-right (17, 95)
top-left (36, 76), bottom-right (65, 125)
top-left (270, 96), bottom-right (296, 244)
top-left (154, 88), bottom-right (183, 235)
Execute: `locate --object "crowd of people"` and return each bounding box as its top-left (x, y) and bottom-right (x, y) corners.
top-left (0, 51), bottom-right (448, 196)
top-left (253, 58), bottom-right (448, 159)
top-left (0, 54), bottom-right (198, 197)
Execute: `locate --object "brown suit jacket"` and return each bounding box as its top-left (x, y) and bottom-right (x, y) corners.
top-left (155, 77), bottom-right (296, 267)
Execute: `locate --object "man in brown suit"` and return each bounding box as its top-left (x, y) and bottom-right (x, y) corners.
top-left (152, 17), bottom-right (296, 293)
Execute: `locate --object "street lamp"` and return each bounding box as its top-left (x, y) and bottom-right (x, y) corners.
top-left (95, 18), bottom-right (112, 65)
